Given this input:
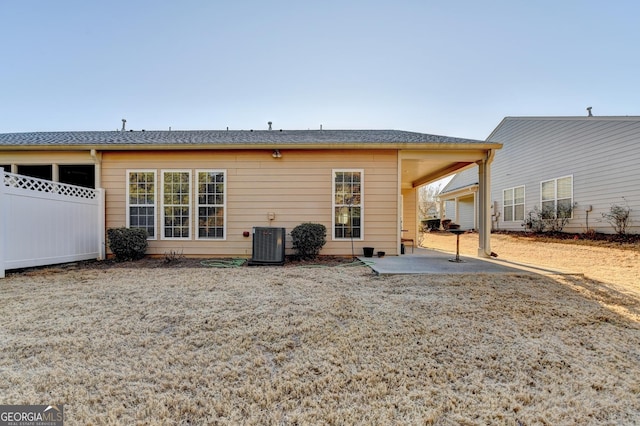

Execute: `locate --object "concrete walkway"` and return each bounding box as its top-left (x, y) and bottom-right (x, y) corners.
top-left (360, 247), bottom-right (578, 275)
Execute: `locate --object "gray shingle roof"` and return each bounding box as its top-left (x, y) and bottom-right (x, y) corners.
top-left (486, 116), bottom-right (640, 142)
top-left (0, 129), bottom-right (488, 148)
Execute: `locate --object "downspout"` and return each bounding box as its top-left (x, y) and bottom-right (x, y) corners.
top-left (473, 190), bottom-right (478, 230)
top-left (90, 149), bottom-right (102, 188)
top-left (478, 149), bottom-right (497, 258)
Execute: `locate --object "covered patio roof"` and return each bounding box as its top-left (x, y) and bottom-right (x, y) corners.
top-left (399, 149), bottom-right (494, 189)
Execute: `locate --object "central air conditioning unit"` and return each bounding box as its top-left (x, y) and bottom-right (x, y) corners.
top-left (249, 227), bottom-right (286, 266)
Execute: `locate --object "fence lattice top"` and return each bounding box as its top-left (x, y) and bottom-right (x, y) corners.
top-left (3, 171), bottom-right (97, 199)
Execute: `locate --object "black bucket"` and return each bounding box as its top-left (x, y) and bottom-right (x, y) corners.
top-left (363, 247), bottom-right (374, 258)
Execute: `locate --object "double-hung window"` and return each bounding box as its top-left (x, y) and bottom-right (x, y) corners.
top-left (196, 170), bottom-right (226, 239)
top-left (127, 170), bottom-right (157, 239)
top-left (127, 169), bottom-right (227, 241)
top-left (503, 186), bottom-right (525, 222)
top-left (333, 170), bottom-right (363, 239)
top-left (541, 175), bottom-right (573, 218)
top-left (162, 170), bottom-right (191, 239)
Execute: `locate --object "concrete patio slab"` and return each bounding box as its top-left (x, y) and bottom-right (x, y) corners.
top-left (360, 248), bottom-right (580, 276)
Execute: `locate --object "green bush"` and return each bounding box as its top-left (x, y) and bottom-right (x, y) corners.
top-left (107, 227), bottom-right (148, 261)
top-left (291, 223), bottom-right (327, 260)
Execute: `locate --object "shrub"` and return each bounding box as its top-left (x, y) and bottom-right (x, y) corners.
top-left (582, 227), bottom-right (597, 239)
top-left (107, 227), bottom-right (148, 261)
top-left (548, 203), bottom-right (573, 232)
top-left (291, 223), bottom-right (327, 260)
top-left (523, 204), bottom-right (572, 233)
top-left (164, 249), bottom-right (185, 264)
top-left (602, 202), bottom-right (632, 235)
top-left (523, 206), bottom-right (548, 233)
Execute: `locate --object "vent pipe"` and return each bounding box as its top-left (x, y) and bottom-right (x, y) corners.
top-left (121, 119), bottom-right (127, 131)
top-left (268, 121), bottom-right (273, 130)
top-left (587, 107), bottom-right (593, 117)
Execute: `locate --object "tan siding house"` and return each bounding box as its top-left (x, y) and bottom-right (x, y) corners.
top-left (1, 129), bottom-right (501, 258)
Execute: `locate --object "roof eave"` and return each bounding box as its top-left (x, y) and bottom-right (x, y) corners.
top-left (439, 183), bottom-right (480, 199)
top-left (0, 142), bottom-right (503, 151)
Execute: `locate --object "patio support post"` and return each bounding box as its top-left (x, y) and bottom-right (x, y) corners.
top-left (477, 150), bottom-right (495, 257)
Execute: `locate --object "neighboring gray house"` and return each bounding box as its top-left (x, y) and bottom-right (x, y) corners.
top-left (439, 116), bottom-right (640, 234)
top-left (438, 167), bottom-right (479, 230)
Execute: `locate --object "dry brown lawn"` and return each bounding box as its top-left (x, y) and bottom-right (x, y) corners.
top-left (1, 235), bottom-right (640, 425)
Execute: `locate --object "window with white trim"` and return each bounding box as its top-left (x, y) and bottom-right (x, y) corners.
top-left (127, 170), bottom-right (157, 239)
top-left (333, 170), bottom-right (363, 239)
top-left (503, 186), bottom-right (525, 222)
top-left (162, 170), bottom-right (191, 239)
top-left (541, 175), bottom-right (573, 218)
top-left (196, 170), bottom-right (226, 239)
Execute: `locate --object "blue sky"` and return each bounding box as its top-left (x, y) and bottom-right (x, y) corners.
top-left (1, 1), bottom-right (638, 139)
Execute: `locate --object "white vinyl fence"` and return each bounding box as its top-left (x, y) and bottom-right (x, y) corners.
top-left (1, 168), bottom-right (105, 278)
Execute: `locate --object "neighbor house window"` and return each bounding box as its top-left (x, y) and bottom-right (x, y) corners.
top-left (541, 175), bottom-right (573, 218)
top-left (333, 170), bottom-right (363, 239)
top-left (162, 170), bottom-right (191, 239)
top-left (503, 186), bottom-right (525, 222)
top-left (196, 170), bottom-right (226, 239)
top-left (127, 170), bottom-right (157, 239)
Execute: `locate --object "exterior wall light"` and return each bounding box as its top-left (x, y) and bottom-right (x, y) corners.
top-left (272, 149), bottom-right (282, 158)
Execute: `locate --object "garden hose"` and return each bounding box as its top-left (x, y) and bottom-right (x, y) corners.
top-left (199, 258), bottom-right (373, 269)
top-left (297, 259), bottom-right (375, 268)
top-left (200, 258), bottom-right (247, 268)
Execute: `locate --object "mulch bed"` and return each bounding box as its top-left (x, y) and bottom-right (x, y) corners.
top-left (492, 230), bottom-right (640, 245)
top-left (66, 255), bottom-right (358, 270)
